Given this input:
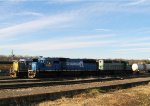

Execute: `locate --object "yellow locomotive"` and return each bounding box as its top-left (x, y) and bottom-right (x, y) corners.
top-left (10, 59), bottom-right (33, 78)
top-left (10, 61), bottom-right (18, 78)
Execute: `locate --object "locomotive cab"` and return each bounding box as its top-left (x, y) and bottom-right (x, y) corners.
top-left (18, 59), bottom-right (33, 78)
top-left (28, 59), bottom-right (38, 78)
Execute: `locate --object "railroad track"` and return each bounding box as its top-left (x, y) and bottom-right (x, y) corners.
top-left (0, 76), bottom-right (150, 106)
top-left (0, 74), bottom-right (150, 89)
top-left (0, 77), bottom-right (122, 89)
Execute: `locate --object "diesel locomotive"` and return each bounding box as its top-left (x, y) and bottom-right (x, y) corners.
top-left (10, 59), bottom-right (32, 78)
top-left (10, 57), bottom-right (134, 78)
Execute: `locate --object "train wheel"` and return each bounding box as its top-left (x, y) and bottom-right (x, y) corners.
top-left (28, 71), bottom-right (36, 78)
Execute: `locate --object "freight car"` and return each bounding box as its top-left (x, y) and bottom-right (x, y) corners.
top-left (17, 57), bottom-right (133, 78)
top-left (0, 61), bottom-right (13, 76)
top-left (132, 64), bottom-right (150, 73)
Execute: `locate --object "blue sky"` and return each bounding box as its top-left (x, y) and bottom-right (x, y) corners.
top-left (0, 0), bottom-right (150, 59)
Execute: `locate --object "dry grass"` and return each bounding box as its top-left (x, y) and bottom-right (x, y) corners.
top-left (38, 84), bottom-right (150, 106)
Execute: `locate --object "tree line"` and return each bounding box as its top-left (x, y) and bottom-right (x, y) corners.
top-left (0, 55), bottom-right (150, 64)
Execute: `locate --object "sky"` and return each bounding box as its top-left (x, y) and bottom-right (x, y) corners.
top-left (0, 0), bottom-right (150, 59)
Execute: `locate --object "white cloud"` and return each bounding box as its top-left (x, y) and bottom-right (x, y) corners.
top-left (3, 0), bottom-right (26, 5)
top-left (114, 47), bottom-right (150, 53)
top-left (58, 34), bottom-right (116, 41)
top-left (116, 35), bottom-right (150, 47)
top-left (125, 0), bottom-right (146, 6)
top-left (119, 42), bottom-right (150, 47)
top-left (0, 34), bottom-right (116, 51)
top-left (95, 28), bottom-right (111, 32)
top-left (0, 13), bottom-right (74, 39)
top-left (112, 35), bottom-right (150, 54)
top-left (76, 1), bottom-right (150, 15)
top-left (15, 11), bottom-right (44, 17)
top-left (47, 0), bottom-right (82, 4)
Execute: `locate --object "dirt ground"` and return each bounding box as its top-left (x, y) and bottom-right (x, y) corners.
top-left (38, 84), bottom-right (150, 106)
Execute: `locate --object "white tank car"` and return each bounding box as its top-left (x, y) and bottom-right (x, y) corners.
top-left (145, 64), bottom-right (150, 71)
top-left (132, 64), bottom-right (145, 72)
top-left (132, 64), bottom-right (150, 72)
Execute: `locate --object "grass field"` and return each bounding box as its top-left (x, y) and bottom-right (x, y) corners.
top-left (38, 84), bottom-right (150, 106)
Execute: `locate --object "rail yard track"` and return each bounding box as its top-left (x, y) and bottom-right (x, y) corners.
top-left (1, 74), bottom-right (150, 106)
top-left (0, 74), bottom-right (150, 89)
top-left (0, 77), bottom-right (123, 89)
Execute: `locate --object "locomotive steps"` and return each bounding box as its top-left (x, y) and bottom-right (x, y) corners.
top-left (1, 76), bottom-right (150, 106)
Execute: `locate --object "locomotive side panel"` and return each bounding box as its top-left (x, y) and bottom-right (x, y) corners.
top-left (65, 59), bottom-right (84, 71)
top-left (83, 59), bottom-right (98, 71)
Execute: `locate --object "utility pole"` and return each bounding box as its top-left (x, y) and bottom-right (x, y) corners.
top-left (11, 49), bottom-right (15, 61)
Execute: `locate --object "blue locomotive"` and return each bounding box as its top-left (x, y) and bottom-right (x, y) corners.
top-left (24, 57), bottom-right (132, 78)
